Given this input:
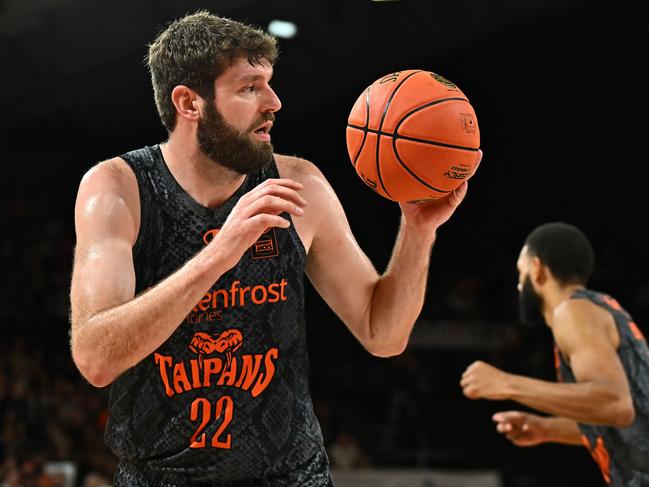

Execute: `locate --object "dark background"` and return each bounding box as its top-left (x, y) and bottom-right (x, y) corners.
top-left (1, 0), bottom-right (647, 485)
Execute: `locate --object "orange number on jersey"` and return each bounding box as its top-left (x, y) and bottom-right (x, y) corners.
top-left (189, 396), bottom-right (234, 449)
top-left (212, 396), bottom-right (234, 448)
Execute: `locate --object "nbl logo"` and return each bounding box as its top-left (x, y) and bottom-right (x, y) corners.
top-left (251, 227), bottom-right (279, 260)
top-left (459, 113), bottom-right (477, 134)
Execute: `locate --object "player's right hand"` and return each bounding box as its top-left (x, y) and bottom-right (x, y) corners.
top-left (210, 178), bottom-right (306, 270)
top-left (492, 411), bottom-right (548, 447)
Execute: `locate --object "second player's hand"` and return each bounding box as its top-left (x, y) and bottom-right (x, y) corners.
top-left (460, 360), bottom-right (512, 400)
top-left (211, 178), bottom-right (307, 270)
top-left (492, 411), bottom-right (549, 447)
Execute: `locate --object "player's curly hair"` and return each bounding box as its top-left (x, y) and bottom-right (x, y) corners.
top-left (525, 222), bottom-right (594, 285)
top-left (147, 10), bottom-right (278, 132)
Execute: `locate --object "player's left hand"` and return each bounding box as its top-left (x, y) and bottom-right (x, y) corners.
top-left (399, 150), bottom-right (482, 235)
top-left (460, 359), bottom-right (512, 400)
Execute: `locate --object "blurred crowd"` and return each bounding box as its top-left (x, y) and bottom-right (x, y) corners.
top-left (0, 337), bottom-right (116, 486)
top-left (1, 194), bottom-right (116, 486)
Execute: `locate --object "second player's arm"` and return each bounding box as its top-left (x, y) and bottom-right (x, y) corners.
top-left (462, 299), bottom-right (635, 427)
top-left (508, 300), bottom-right (634, 426)
top-left (493, 411), bottom-right (583, 446)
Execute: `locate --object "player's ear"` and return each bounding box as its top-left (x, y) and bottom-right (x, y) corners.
top-left (530, 256), bottom-right (548, 285)
top-left (171, 85), bottom-right (202, 123)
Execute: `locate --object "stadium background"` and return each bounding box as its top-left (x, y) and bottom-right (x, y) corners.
top-left (1, 0), bottom-right (647, 485)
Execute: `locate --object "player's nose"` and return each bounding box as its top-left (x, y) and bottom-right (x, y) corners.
top-left (264, 86), bottom-right (282, 113)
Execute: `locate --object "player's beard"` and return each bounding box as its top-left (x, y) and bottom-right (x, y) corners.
top-left (196, 100), bottom-right (274, 175)
top-left (518, 276), bottom-right (547, 328)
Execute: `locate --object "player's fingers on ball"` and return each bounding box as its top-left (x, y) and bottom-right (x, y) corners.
top-left (449, 182), bottom-right (468, 206)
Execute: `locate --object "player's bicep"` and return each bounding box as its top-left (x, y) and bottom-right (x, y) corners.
top-left (70, 163), bottom-right (139, 326)
top-left (554, 302), bottom-right (630, 392)
top-left (569, 340), bottom-right (628, 387)
top-left (71, 236), bottom-right (136, 324)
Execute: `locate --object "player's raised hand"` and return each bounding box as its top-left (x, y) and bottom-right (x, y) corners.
top-left (210, 178), bottom-right (307, 270)
top-left (399, 150), bottom-right (482, 235)
top-left (492, 411), bottom-right (549, 447)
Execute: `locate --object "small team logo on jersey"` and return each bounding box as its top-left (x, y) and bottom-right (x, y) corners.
top-left (251, 227), bottom-right (279, 260)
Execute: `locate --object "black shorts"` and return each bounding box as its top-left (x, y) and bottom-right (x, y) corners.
top-left (113, 449), bottom-right (334, 487)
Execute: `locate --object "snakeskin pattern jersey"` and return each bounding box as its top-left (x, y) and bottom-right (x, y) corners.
top-left (105, 145), bottom-right (331, 486)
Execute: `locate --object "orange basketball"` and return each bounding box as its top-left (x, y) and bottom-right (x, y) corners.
top-left (346, 70), bottom-right (481, 202)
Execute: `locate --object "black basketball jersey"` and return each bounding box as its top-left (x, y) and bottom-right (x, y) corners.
top-left (554, 289), bottom-right (649, 486)
top-left (104, 145), bottom-right (329, 485)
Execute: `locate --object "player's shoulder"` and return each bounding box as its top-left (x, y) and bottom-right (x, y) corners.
top-left (554, 294), bottom-right (608, 323)
top-left (552, 293), bottom-right (615, 342)
top-left (274, 153), bottom-right (327, 184)
top-left (79, 156), bottom-right (135, 190)
top-left (274, 153), bottom-right (344, 230)
top-left (75, 156), bottom-right (140, 222)
top-left (274, 153), bottom-right (337, 203)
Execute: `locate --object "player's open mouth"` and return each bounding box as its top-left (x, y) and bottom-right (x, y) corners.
top-left (252, 122), bottom-right (272, 142)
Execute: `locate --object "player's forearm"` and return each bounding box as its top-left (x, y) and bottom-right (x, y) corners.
top-left (367, 220), bottom-right (436, 356)
top-left (542, 416), bottom-right (583, 445)
top-left (72, 247), bottom-right (229, 387)
top-left (506, 374), bottom-right (633, 427)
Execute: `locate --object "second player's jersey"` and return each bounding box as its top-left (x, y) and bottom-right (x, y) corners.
top-left (104, 145), bottom-right (326, 483)
top-left (554, 288), bottom-right (649, 486)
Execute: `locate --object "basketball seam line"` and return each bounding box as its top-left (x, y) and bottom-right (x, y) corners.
top-left (352, 86), bottom-right (371, 168)
top-left (390, 94), bottom-right (478, 191)
top-left (390, 94), bottom-right (476, 193)
top-left (393, 96), bottom-right (471, 134)
top-left (347, 124), bottom-right (479, 152)
top-left (375, 71), bottom-right (422, 198)
top-left (391, 137), bottom-right (452, 195)
top-left (358, 94), bottom-right (477, 195)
